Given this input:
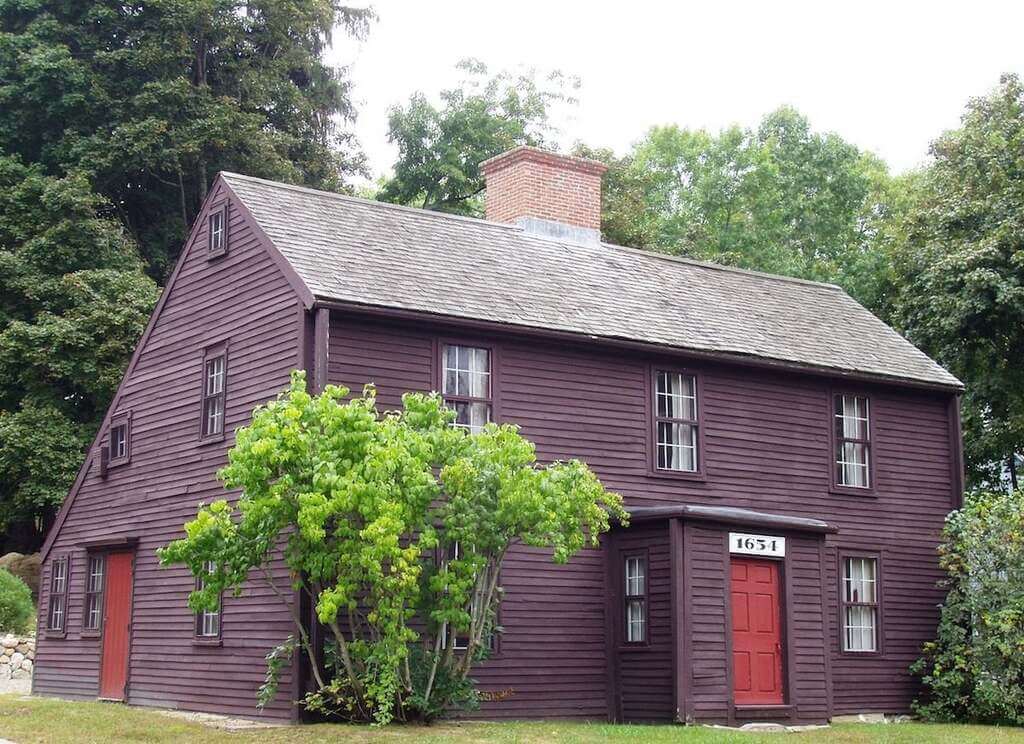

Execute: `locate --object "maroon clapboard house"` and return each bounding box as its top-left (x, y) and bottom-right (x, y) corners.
top-left (34, 147), bottom-right (964, 726)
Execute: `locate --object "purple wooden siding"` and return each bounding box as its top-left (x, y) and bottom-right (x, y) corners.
top-left (34, 180), bottom-right (303, 721)
top-left (327, 313), bottom-right (955, 720)
top-left (611, 523), bottom-right (674, 722)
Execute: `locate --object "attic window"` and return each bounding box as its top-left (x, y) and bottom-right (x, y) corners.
top-left (107, 412), bottom-right (131, 467)
top-left (208, 204), bottom-right (228, 258)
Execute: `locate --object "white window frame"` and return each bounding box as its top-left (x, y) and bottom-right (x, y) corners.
top-left (835, 394), bottom-right (871, 488)
top-left (624, 554), bottom-right (647, 644)
top-left (842, 555), bottom-right (880, 653)
top-left (654, 370), bottom-right (699, 473)
top-left (441, 344), bottom-right (492, 434)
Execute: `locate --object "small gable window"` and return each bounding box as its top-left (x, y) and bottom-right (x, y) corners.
top-left (47, 556), bottom-right (69, 633)
top-left (442, 344), bottom-right (492, 433)
top-left (208, 204), bottom-right (228, 258)
top-left (835, 394), bottom-right (871, 488)
top-left (107, 412), bottom-right (131, 467)
top-left (201, 344), bottom-right (227, 440)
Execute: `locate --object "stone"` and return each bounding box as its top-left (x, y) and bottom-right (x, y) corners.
top-left (0, 637), bottom-right (16, 649)
top-left (2, 647), bottom-right (11, 656)
top-left (14, 644), bottom-right (27, 655)
top-left (739, 722), bottom-right (787, 732)
top-left (9, 652), bottom-right (23, 668)
top-left (11, 668), bottom-right (27, 680)
top-left (0, 665), bottom-right (9, 680)
top-left (19, 659), bottom-right (31, 672)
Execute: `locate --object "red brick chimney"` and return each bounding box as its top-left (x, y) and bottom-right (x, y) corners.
top-left (480, 146), bottom-right (607, 243)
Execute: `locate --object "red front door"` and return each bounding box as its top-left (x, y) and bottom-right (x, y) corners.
top-left (99, 551), bottom-right (134, 700)
top-left (730, 557), bottom-right (784, 705)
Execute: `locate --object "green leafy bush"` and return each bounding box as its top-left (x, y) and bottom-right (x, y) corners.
top-left (159, 371), bottom-right (626, 724)
top-left (0, 568), bottom-right (34, 634)
top-left (912, 489), bottom-right (1024, 724)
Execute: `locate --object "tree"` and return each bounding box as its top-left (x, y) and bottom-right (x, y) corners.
top-left (158, 371), bottom-right (626, 724)
top-left (0, 0), bottom-right (374, 279)
top-left (597, 109), bottom-right (897, 310)
top-left (911, 488), bottom-right (1024, 724)
top-left (377, 59), bottom-right (578, 216)
top-left (0, 157), bottom-right (159, 551)
top-left (893, 74), bottom-right (1024, 488)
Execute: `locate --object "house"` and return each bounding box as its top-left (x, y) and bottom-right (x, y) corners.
top-left (33, 146), bottom-right (964, 726)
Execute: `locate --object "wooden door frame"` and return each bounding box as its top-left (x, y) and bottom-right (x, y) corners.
top-left (97, 548), bottom-right (136, 702)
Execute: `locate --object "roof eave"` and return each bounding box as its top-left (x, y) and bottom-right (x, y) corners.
top-left (312, 297), bottom-right (964, 394)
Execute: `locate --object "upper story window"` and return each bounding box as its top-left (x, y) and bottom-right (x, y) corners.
top-left (624, 555), bottom-right (647, 644)
top-left (208, 204), bottom-right (228, 258)
top-left (442, 344), bottom-right (491, 433)
top-left (107, 412), bottom-right (130, 467)
top-left (835, 394), bottom-right (870, 488)
top-left (842, 556), bottom-right (879, 652)
top-left (47, 556), bottom-right (69, 632)
top-left (83, 554), bottom-right (106, 631)
top-left (196, 560), bottom-right (221, 638)
top-left (654, 371), bottom-right (699, 472)
top-left (201, 346), bottom-right (227, 439)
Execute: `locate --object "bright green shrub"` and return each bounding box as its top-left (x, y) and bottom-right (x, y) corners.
top-left (911, 489), bottom-right (1024, 724)
top-left (0, 567), bottom-right (34, 634)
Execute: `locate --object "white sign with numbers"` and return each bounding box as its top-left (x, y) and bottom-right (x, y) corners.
top-left (728, 532), bottom-right (785, 558)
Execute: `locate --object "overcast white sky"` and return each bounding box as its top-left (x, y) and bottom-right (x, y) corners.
top-left (330, 1), bottom-right (1024, 182)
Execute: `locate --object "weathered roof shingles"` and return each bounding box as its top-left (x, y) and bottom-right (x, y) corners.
top-left (222, 172), bottom-right (961, 390)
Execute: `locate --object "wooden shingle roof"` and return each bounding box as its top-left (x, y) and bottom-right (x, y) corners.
top-left (222, 172), bottom-right (961, 390)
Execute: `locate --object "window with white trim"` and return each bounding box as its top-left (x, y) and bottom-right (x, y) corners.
top-left (109, 422), bottom-right (128, 462)
top-left (47, 556), bottom-right (69, 632)
top-left (195, 560), bottom-right (221, 638)
top-left (442, 345), bottom-right (491, 433)
top-left (83, 555), bottom-right (105, 631)
top-left (655, 371), bottom-right (698, 472)
top-left (624, 555), bottom-right (647, 643)
top-left (439, 541), bottom-right (495, 652)
top-left (842, 556), bottom-right (879, 652)
top-left (835, 394), bottom-right (870, 488)
top-left (201, 350), bottom-right (226, 438)
top-left (208, 206), bottom-right (227, 257)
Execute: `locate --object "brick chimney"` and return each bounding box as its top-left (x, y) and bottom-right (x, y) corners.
top-left (480, 146), bottom-right (607, 244)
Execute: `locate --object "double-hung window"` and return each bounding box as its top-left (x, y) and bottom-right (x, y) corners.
top-left (195, 560), bottom-right (221, 639)
top-left (83, 555), bottom-right (106, 631)
top-left (842, 556), bottom-right (879, 652)
top-left (439, 541), bottom-right (496, 652)
top-left (624, 555), bottom-right (647, 644)
top-left (835, 394), bottom-right (870, 488)
top-left (201, 347), bottom-right (227, 439)
top-left (654, 371), bottom-right (699, 472)
top-left (47, 556), bottom-right (69, 633)
top-left (442, 345), bottom-right (491, 433)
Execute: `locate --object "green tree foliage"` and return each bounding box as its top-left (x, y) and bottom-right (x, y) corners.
top-left (596, 108), bottom-right (897, 310)
top-left (158, 371), bottom-right (625, 724)
top-left (912, 489), bottom-right (1024, 724)
top-left (0, 0), bottom-right (373, 278)
top-left (893, 75), bottom-right (1024, 488)
top-left (0, 158), bottom-right (159, 551)
top-left (0, 567), bottom-right (34, 634)
top-left (377, 59), bottom-right (578, 216)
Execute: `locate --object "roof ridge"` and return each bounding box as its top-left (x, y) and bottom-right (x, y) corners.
top-left (219, 171), bottom-right (521, 232)
top-left (604, 242), bottom-right (844, 291)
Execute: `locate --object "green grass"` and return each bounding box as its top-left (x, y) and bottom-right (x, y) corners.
top-left (0, 694), bottom-right (1022, 743)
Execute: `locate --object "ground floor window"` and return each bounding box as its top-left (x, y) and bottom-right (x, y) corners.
top-left (842, 555), bottom-right (879, 652)
top-left (195, 560), bottom-right (221, 638)
top-left (83, 554), bottom-right (106, 630)
top-left (624, 555), bottom-right (647, 644)
top-left (47, 556), bottom-right (69, 632)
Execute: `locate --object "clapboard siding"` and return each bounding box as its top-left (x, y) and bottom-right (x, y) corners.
top-left (34, 179), bottom-right (303, 721)
top-left (327, 313), bottom-right (955, 720)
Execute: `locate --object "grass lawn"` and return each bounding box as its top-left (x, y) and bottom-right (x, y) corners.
top-left (1, 694), bottom-right (1023, 744)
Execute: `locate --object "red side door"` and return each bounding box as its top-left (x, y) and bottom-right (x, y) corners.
top-left (730, 557), bottom-right (784, 705)
top-left (99, 551), bottom-right (134, 700)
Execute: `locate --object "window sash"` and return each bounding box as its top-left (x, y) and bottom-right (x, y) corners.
top-left (654, 371), bottom-right (699, 472)
top-left (841, 557), bottom-right (879, 652)
top-left (110, 424), bottom-right (128, 460)
top-left (48, 558), bottom-right (68, 631)
top-left (442, 345), bottom-right (492, 433)
top-left (202, 354), bottom-right (226, 437)
top-left (84, 555), bottom-right (105, 631)
top-left (623, 555), bottom-right (647, 643)
top-left (834, 395), bottom-right (870, 487)
top-left (208, 211), bottom-right (225, 253)
top-left (195, 560), bottom-right (221, 638)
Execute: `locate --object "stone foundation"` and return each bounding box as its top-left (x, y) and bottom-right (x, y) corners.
top-left (0, 634), bottom-right (34, 680)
